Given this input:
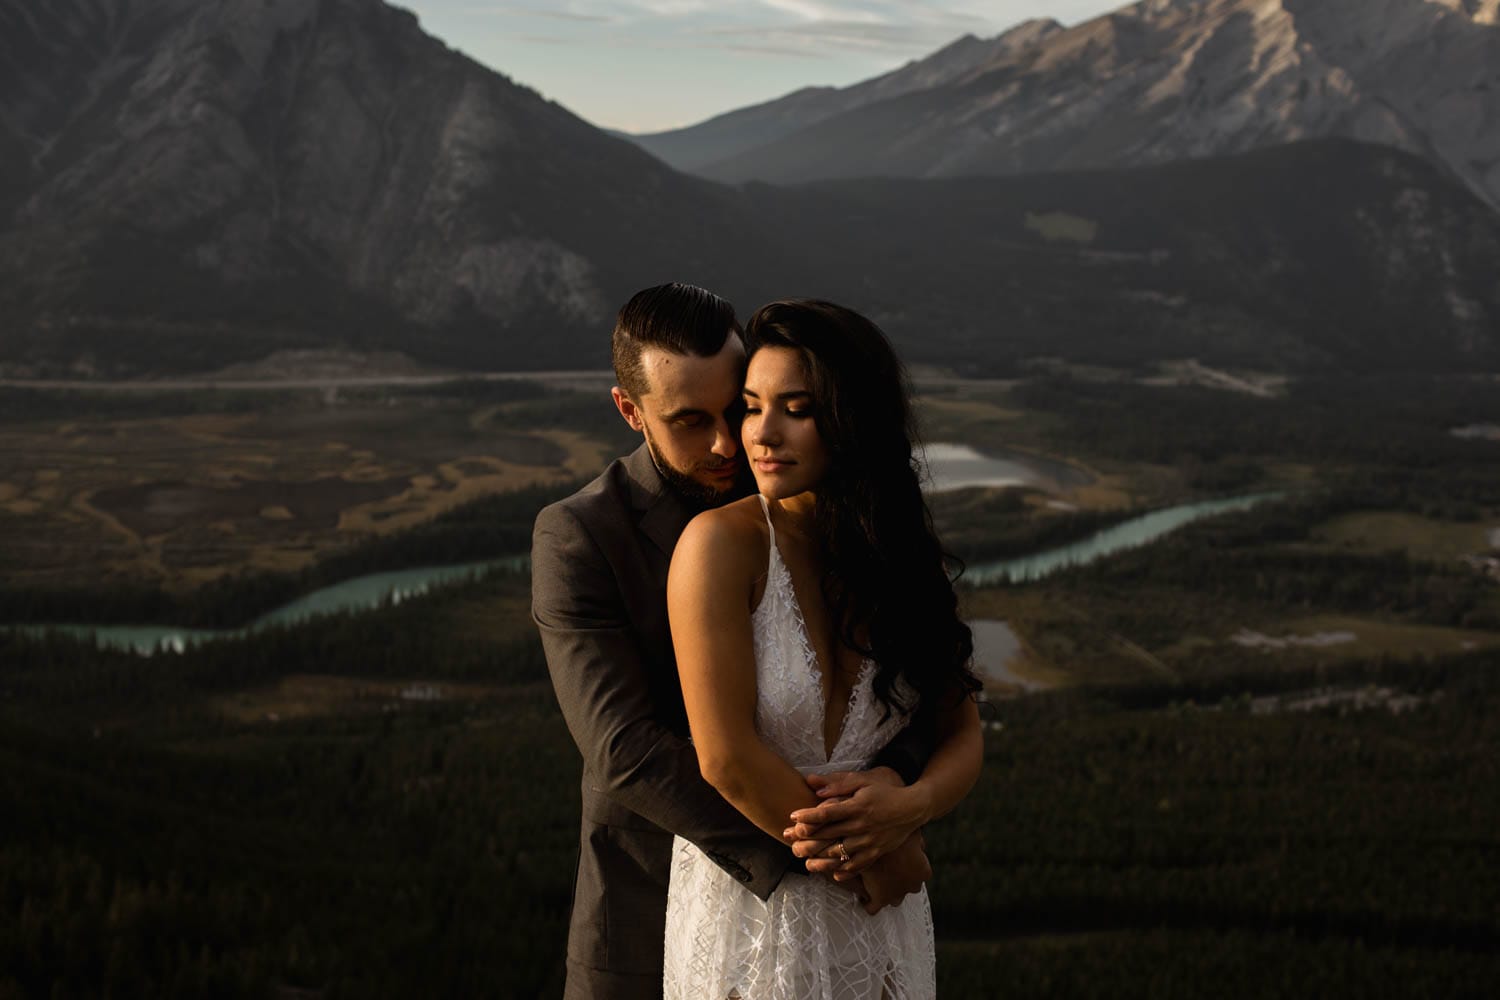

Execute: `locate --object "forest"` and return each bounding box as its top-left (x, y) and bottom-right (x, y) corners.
top-left (3, 615), bottom-right (1496, 997)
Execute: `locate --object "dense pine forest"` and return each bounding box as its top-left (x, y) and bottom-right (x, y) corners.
top-left (4, 614), bottom-right (1497, 996)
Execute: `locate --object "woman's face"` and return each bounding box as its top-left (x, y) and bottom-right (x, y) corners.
top-left (741, 345), bottom-right (830, 500)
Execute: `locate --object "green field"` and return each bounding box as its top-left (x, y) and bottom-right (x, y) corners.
top-left (0, 382), bottom-right (623, 593)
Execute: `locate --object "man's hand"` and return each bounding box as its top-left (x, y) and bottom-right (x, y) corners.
top-left (822, 870), bottom-right (869, 908)
top-left (784, 767), bottom-right (929, 875)
top-left (854, 833), bottom-right (931, 915)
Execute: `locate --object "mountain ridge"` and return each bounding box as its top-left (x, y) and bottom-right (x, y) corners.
top-left (2, 0), bottom-right (1498, 378)
top-left (624, 18), bottom-right (1063, 173)
top-left (689, 0), bottom-right (1500, 215)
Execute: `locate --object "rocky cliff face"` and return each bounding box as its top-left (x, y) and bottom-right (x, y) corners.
top-left (698, 0), bottom-right (1500, 214)
top-left (0, 0), bottom-right (769, 373)
top-left (1435, 0), bottom-right (1500, 24)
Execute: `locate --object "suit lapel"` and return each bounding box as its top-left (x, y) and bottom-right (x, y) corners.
top-left (625, 444), bottom-right (694, 559)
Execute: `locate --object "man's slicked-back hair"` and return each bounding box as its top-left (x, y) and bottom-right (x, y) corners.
top-left (612, 283), bottom-right (741, 398)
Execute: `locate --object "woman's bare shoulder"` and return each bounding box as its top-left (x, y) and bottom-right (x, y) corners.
top-left (674, 496), bottom-right (769, 576)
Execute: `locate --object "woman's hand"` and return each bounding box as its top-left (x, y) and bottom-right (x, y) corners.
top-left (783, 768), bottom-right (931, 875)
top-left (781, 792), bottom-right (847, 871)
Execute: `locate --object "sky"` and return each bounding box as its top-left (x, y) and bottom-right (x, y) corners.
top-left (398, 1), bottom-right (1127, 133)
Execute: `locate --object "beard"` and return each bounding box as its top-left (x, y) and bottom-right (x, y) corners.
top-left (642, 425), bottom-right (745, 511)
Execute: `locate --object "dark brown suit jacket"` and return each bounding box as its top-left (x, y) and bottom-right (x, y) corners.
top-left (532, 446), bottom-right (793, 998)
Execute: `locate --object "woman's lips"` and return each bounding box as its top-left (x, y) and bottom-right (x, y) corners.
top-left (753, 457), bottom-right (794, 473)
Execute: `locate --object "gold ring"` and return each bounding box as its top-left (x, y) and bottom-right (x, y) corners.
top-left (837, 842), bottom-right (850, 863)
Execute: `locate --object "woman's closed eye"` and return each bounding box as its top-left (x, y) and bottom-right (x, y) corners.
top-left (742, 395), bottom-right (814, 419)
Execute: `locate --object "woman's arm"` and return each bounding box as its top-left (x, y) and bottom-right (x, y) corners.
top-left (533, 499), bottom-right (796, 899)
top-left (789, 691), bottom-right (983, 875)
top-left (668, 509), bottom-right (822, 841)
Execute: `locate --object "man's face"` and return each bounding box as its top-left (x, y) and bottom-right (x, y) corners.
top-left (612, 336), bottom-right (748, 507)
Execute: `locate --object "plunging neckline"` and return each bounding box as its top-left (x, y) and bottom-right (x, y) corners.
top-left (757, 494), bottom-right (873, 762)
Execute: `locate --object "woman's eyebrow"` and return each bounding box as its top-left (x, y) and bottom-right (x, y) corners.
top-left (742, 388), bottom-right (811, 401)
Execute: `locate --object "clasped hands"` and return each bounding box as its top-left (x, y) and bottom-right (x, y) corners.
top-left (780, 766), bottom-right (932, 916)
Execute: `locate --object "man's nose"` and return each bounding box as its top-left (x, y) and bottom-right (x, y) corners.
top-left (711, 418), bottom-right (738, 458)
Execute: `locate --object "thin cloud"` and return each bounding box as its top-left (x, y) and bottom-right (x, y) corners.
top-left (759, 0), bottom-right (891, 24)
top-left (750, 0), bottom-right (994, 31)
top-left (520, 9), bottom-right (615, 21)
top-left (430, 1), bottom-right (1099, 59)
top-left (722, 41), bottom-right (827, 57)
top-left (451, 2), bottom-right (618, 21)
top-left (628, 0), bottom-right (719, 14)
top-left (688, 2), bottom-right (1025, 58)
top-left (482, 0), bottom-right (1055, 35)
top-left (697, 18), bottom-right (984, 57)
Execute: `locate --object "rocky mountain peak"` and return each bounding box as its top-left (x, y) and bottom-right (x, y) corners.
top-left (692, 0), bottom-right (1500, 214)
top-left (1430, 0), bottom-right (1500, 23)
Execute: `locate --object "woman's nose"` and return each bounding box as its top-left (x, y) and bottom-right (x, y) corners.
top-left (751, 415), bottom-right (780, 445)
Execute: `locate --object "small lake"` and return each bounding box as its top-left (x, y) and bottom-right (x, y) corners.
top-left (11, 558), bottom-right (522, 655)
top-left (965, 492), bottom-right (1282, 585)
top-left (968, 619), bottom-right (1044, 692)
top-left (963, 493), bottom-right (1282, 694)
top-left (1451, 424), bottom-right (1500, 442)
top-left (918, 443), bottom-right (1093, 494)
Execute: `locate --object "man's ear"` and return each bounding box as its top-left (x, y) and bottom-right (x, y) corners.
top-left (611, 386), bottom-right (646, 432)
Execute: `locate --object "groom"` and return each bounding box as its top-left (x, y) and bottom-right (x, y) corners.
top-left (532, 283), bottom-right (931, 998)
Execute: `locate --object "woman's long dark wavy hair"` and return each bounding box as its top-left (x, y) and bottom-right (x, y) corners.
top-left (744, 299), bottom-right (980, 718)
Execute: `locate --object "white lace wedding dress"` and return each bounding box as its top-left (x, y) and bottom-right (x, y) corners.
top-left (663, 497), bottom-right (936, 999)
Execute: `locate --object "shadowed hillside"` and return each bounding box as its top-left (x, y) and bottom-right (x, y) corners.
top-left (0, 0), bottom-right (787, 373)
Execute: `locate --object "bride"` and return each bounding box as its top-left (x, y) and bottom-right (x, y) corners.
top-left (662, 299), bottom-right (984, 999)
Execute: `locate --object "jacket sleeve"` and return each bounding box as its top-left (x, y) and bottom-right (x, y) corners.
top-left (531, 502), bottom-right (796, 901)
top-left (870, 706), bottom-right (937, 788)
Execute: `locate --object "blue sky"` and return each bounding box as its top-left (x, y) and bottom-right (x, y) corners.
top-left (399, 1), bottom-right (1127, 133)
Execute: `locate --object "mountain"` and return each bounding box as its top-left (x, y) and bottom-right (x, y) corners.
top-left (0, 0), bottom-right (790, 374)
top-left (737, 139), bottom-right (1500, 375)
top-left (694, 0), bottom-right (1500, 214)
top-left (1, 0), bottom-right (1498, 378)
top-left (624, 19), bottom-right (1063, 174)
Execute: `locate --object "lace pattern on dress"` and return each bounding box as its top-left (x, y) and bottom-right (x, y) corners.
top-left (663, 495), bottom-right (935, 1000)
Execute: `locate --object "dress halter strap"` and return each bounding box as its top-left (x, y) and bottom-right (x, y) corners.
top-left (756, 493), bottom-right (775, 547)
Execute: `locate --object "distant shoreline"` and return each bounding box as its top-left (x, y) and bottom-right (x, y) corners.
top-left (0, 371), bottom-right (617, 392)
top-left (0, 370), bottom-right (1023, 393)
